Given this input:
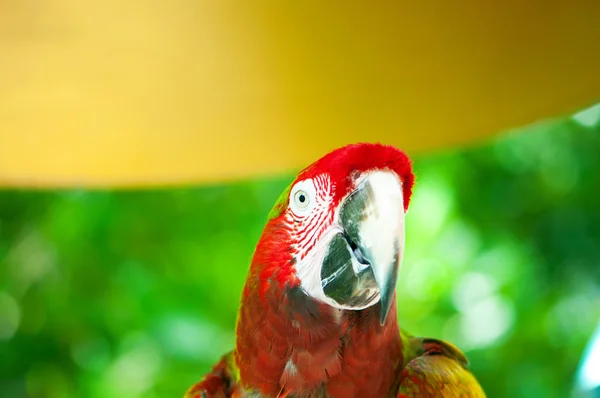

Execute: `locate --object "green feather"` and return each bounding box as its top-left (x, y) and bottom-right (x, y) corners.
top-left (266, 182), bottom-right (292, 220)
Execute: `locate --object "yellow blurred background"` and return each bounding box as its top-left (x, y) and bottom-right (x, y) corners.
top-left (2, 1), bottom-right (600, 187)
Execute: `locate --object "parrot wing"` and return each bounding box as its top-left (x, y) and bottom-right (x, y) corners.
top-left (397, 332), bottom-right (486, 398)
top-left (184, 352), bottom-right (237, 398)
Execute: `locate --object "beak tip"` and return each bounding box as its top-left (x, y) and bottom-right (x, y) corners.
top-left (379, 311), bottom-right (388, 326)
top-left (373, 260), bottom-right (398, 327)
top-left (378, 289), bottom-right (394, 326)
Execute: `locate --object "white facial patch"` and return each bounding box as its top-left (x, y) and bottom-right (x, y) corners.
top-left (295, 227), bottom-right (344, 306)
top-left (292, 170), bottom-right (406, 313)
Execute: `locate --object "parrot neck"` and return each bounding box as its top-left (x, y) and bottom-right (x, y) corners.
top-left (234, 272), bottom-right (403, 397)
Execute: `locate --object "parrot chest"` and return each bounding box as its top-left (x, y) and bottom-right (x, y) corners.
top-left (235, 284), bottom-right (402, 398)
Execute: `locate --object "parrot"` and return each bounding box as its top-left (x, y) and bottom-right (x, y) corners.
top-left (185, 143), bottom-right (486, 398)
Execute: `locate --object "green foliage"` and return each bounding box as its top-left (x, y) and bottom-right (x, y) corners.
top-left (1, 116), bottom-right (599, 397)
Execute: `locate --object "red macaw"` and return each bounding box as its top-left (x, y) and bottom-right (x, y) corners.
top-left (185, 143), bottom-right (485, 397)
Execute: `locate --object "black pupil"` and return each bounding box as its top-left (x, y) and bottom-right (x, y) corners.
top-left (298, 194), bottom-right (306, 203)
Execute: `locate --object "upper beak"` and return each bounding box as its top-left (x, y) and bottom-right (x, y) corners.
top-left (340, 171), bottom-right (406, 325)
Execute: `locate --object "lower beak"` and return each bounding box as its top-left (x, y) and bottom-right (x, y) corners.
top-left (320, 171), bottom-right (406, 325)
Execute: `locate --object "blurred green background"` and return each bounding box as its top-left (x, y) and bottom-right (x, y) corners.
top-left (1, 108), bottom-right (600, 398)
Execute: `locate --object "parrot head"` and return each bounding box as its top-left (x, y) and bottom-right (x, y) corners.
top-left (252, 143), bottom-right (414, 325)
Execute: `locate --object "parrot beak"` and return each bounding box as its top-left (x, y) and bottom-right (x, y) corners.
top-left (320, 170), bottom-right (406, 325)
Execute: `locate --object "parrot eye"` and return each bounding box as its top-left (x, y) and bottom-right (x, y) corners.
top-left (294, 190), bottom-right (309, 208)
top-left (289, 178), bottom-right (317, 216)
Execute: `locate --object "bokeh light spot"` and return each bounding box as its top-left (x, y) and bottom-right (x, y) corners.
top-left (101, 333), bottom-right (161, 397)
top-left (156, 315), bottom-right (235, 361)
top-left (572, 103), bottom-right (600, 128)
top-left (409, 176), bottom-right (453, 238)
top-left (459, 295), bottom-right (515, 350)
top-left (576, 324), bottom-right (600, 392)
top-left (452, 272), bottom-right (498, 313)
top-left (0, 291), bottom-right (20, 340)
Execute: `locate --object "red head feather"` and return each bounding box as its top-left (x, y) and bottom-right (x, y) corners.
top-left (296, 142), bottom-right (415, 211)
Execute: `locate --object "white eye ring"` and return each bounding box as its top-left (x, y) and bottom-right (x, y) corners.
top-left (294, 190), bottom-right (310, 208)
top-left (289, 178), bottom-right (316, 215)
